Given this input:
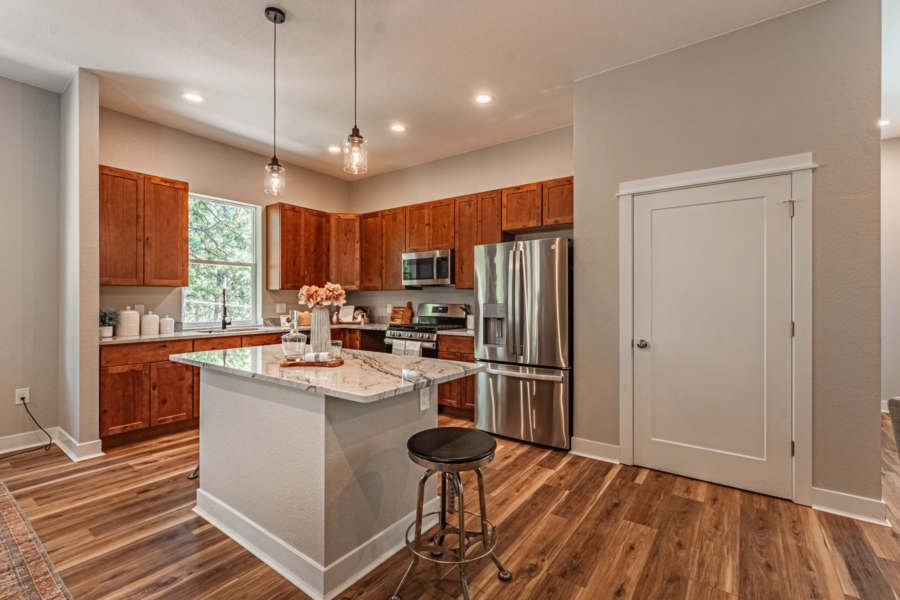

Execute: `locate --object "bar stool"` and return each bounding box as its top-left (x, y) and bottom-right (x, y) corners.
top-left (390, 427), bottom-right (512, 600)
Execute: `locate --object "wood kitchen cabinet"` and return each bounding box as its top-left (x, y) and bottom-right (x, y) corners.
top-left (502, 183), bottom-right (543, 231)
top-left (100, 363), bottom-right (150, 437)
top-left (360, 211), bottom-right (383, 290)
top-left (542, 176), bottom-right (574, 226)
top-left (266, 203), bottom-right (331, 290)
top-left (382, 207), bottom-right (407, 290)
top-left (477, 190), bottom-right (505, 245)
top-left (437, 335), bottom-right (477, 411)
top-left (99, 166), bottom-right (188, 287)
top-left (330, 214), bottom-right (360, 290)
top-left (303, 209), bottom-right (331, 286)
top-left (430, 199), bottom-right (455, 250)
top-left (149, 361), bottom-right (194, 426)
top-left (454, 195), bottom-right (478, 290)
top-left (406, 202), bottom-right (432, 253)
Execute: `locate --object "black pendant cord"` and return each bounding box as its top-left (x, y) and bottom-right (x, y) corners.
top-left (353, 0), bottom-right (357, 131)
top-left (273, 18), bottom-right (277, 160)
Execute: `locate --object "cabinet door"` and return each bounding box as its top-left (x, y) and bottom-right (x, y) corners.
top-left (542, 176), bottom-right (574, 226)
top-left (144, 176), bottom-right (189, 286)
top-left (329, 214), bottom-right (360, 290)
top-left (501, 183), bottom-right (543, 231)
top-left (459, 353), bottom-right (477, 410)
top-left (150, 361), bottom-right (194, 426)
top-left (99, 166), bottom-right (144, 286)
top-left (100, 363), bottom-right (150, 437)
top-left (242, 333), bottom-right (283, 347)
top-left (382, 207), bottom-right (407, 290)
top-left (344, 330), bottom-right (361, 350)
top-left (192, 336), bottom-right (243, 351)
top-left (431, 199), bottom-right (455, 251)
top-left (477, 190), bottom-right (504, 245)
top-left (360, 211), bottom-right (383, 290)
top-left (277, 204), bottom-right (305, 289)
top-left (455, 195), bottom-right (478, 290)
top-left (406, 203), bottom-right (432, 252)
top-left (437, 351), bottom-right (460, 407)
top-left (303, 208), bottom-right (331, 286)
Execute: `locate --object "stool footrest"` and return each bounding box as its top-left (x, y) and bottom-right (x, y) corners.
top-left (403, 511), bottom-right (499, 565)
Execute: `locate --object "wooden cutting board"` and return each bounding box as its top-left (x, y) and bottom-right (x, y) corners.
top-left (390, 301), bottom-right (413, 324)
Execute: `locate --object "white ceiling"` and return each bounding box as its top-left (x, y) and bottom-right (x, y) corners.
top-left (0, 0), bottom-right (841, 179)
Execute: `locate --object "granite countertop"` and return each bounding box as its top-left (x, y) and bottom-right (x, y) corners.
top-left (98, 323), bottom-right (389, 346)
top-left (170, 346), bottom-right (484, 403)
top-left (438, 329), bottom-right (475, 337)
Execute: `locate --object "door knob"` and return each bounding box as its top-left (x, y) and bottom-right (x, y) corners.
top-left (636, 339), bottom-right (649, 349)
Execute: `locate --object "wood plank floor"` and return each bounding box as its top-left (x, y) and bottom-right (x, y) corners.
top-left (3, 415), bottom-right (900, 599)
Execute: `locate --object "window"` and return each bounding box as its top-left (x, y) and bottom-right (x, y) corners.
top-left (183, 195), bottom-right (260, 327)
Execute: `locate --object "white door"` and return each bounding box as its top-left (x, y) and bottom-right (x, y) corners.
top-left (633, 175), bottom-right (793, 498)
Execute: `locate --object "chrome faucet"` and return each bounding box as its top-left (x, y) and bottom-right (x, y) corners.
top-left (221, 289), bottom-right (232, 330)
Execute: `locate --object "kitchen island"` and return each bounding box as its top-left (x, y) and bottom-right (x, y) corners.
top-left (170, 345), bottom-right (484, 600)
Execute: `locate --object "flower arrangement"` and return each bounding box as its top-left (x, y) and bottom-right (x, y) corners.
top-left (298, 282), bottom-right (347, 308)
top-left (99, 308), bottom-right (119, 327)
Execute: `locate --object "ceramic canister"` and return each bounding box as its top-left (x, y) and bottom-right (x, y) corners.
top-left (159, 315), bottom-right (175, 335)
top-left (116, 306), bottom-right (140, 337)
top-left (141, 311), bottom-right (160, 336)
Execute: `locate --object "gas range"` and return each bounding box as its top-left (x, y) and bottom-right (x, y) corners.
top-left (385, 303), bottom-right (468, 348)
top-left (386, 323), bottom-right (466, 343)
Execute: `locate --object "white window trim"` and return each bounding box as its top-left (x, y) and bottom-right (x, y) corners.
top-left (183, 194), bottom-right (262, 330)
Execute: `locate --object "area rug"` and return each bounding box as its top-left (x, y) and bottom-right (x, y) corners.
top-left (0, 478), bottom-right (73, 600)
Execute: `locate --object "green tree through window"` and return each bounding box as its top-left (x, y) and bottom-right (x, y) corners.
top-left (184, 196), bottom-right (258, 325)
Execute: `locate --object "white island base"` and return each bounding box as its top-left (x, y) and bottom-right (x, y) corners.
top-left (171, 348), bottom-right (484, 599)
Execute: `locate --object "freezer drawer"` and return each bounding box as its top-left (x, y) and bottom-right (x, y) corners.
top-left (475, 363), bottom-right (571, 450)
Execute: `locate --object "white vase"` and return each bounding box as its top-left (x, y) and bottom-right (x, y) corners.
top-left (100, 326), bottom-right (113, 338)
top-left (310, 306), bottom-right (331, 353)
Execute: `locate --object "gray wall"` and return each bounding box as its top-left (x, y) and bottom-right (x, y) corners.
top-left (59, 69), bottom-right (100, 444)
top-left (885, 137), bottom-right (900, 402)
top-left (574, 0), bottom-right (882, 499)
top-left (0, 76), bottom-right (60, 443)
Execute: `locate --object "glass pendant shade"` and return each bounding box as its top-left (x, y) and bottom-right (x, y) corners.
top-left (264, 159), bottom-right (286, 195)
top-left (343, 128), bottom-right (367, 174)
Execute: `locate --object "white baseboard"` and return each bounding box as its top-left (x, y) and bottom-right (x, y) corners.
top-left (812, 487), bottom-right (888, 526)
top-left (55, 428), bottom-right (104, 462)
top-left (570, 437), bottom-right (620, 464)
top-left (0, 427), bottom-right (58, 456)
top-left (195, 488), bottom-right (439, 600)
top-left (884, 399), bottom-right (889, 413)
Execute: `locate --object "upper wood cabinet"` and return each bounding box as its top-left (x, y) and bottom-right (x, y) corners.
top-left (382, 207), bottom-right (407, 290)
top-left (406, 202), bottom-right (432, 253)
top-left (477, 190), bottom-right (504, 245)
top-left (329, 214), bottom-right (360, 290)
top-left (431, 199), bottom-right (455, 250)
top-left (360, 211), bottom-right (384, 290)
top-left (501, 183), bottom-right (543, 231)
top-left (542, 176), bottom-right (574, 226)
top-left (266, 203), bottom-right (331, 290)
top-left (100, 166), bottom-right (144, 286)
top-left (454, 195), bottom-right (478, 290)
top-left (99, 166), bottom-right (188, 287)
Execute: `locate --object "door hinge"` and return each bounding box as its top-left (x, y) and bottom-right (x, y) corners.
top-left (791, 321), bottom-right (795, 337)
top-left (631, 339), bottom-right (634, 348)
top-left (780, 198), bottom-right (796, 217)
top-left (791, 441), bottom-right (795, 456)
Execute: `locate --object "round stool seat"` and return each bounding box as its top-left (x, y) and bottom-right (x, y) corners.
top-left (407, 427), bottom-right (496, 471)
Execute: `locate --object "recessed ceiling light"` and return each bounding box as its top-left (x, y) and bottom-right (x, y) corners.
top-left (182, 92), bottom-right (205, 103)
top-left (475, 94), bottom-right (493, 104)
top-left (328, 146), bottom-right (341, 153)
top-left (879, 119), bottom-right (892, 127)
top-left (391, 124), bottom-right (407, 132)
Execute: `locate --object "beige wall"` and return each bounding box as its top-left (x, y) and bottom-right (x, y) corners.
top-left (885, 137), bottom-right (900, 402)
top-left (348, 126), bottom-right (573, 213)
top-left (0, 76), bottom-right (60, 443)
top-left (98, 108), bottom-right (352, 318)
top-left (574, 0), bottom-right (882, 499)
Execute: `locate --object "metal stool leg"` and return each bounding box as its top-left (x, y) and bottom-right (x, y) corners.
top-left (187, 465), bottom-right (199, 480)
top-left (431, 474), bottom-right (447, 557)
top-left (390, 469), bottom-right (433, 600)
top-left (476, 469), bottom-right (512, 582)
top-left (454, 474), bottom-right (471, 600)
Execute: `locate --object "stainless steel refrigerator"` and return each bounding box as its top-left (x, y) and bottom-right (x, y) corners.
top-left (474, 237), bottom-right (572, 449)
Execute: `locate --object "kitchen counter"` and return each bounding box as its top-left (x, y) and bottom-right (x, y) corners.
top-left (98, 322), bottom-right (389, 345)
top-left (170, 345), bottom-right (482, 403)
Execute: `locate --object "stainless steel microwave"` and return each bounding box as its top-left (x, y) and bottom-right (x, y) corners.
top-left (401, 249), bottom-right (455, 287)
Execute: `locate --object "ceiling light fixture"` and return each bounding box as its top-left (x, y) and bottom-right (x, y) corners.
top-left (182, 92), bottom-right (205, 103)
top-left (343, 0), bottom-right (367, 174)
top-left (391, 125), bottom-right (406, 132)
top-left (880, 119), bottom-right (893, 127)
top-left (264, 6), bottom-right (286, 195)
top-left (475, 94), bottom-right (493, 104)
top-left (329, 146), bottom-right (342, 153)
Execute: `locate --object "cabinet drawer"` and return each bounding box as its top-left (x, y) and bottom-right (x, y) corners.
top-left (101, 340), bottom-right (194, 367)
top-left (242, 333), bottom-right (284, 347)
top-left (193, 336), bottom-right (243, 351)
top-left (438, 335), bottom-right (474, 354)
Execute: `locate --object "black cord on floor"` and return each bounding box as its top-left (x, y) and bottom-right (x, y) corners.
top-left (1, 402), bottom-right (53, 460)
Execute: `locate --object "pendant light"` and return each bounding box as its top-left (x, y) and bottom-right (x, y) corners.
top-left (343, 0), bottom-right (367, 174)
top-left (264, 7), bottom-right (286, 195)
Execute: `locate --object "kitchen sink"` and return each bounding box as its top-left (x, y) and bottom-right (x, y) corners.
top-left (196, 326), bottom-right (279, 335)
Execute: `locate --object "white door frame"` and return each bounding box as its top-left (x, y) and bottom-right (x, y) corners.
top-left (618, 153), bottom-right (816, 506)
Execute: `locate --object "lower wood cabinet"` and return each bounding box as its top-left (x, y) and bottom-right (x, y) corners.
top-left (100, 363), bottom-right (150, 437)
top-left (150, 361), bottom-right (194, 426)
top-left (437, 335), bottom-right (477, 411)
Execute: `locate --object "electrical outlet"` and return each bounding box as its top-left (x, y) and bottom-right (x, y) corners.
top-left (135, 304), bottom-right (145, 316)
top-left (15, 388), bottom-right (29, 405)
top-left (419, 388), bottom-right (429, 411)
top-left (276, 303), bottom-right (286, 313)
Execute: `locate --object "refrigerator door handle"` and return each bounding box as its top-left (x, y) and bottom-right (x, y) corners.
top-left (508, 248), bottom-right (518, 359)
top-left (485, 367), bottom-right (565, 383)
top-left (517, 248), bottom-right (526, 360)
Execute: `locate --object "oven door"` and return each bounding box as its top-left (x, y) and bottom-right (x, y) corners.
top-left (384, 338), bottom-right (438, 359)
top-left (402, 250), bottom-right (454, 286)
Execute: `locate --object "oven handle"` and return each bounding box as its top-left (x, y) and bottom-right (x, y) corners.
top-left (485, 367), bottom-right (564, 382)
top-left (384, 338), bottom-right (436, 350)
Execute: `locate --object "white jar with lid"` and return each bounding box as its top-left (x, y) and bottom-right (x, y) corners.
top-left (159, 315), bottom-right (175, 335)
top-left (116, 306), bottom-right (140, 337)
top-left (141, 311), bottom-right (160, 336)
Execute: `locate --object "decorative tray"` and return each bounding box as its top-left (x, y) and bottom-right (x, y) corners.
top-left (280, 358), bottom-right (344, 368)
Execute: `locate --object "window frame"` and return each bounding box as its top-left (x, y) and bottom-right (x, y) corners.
top-left (182, 193), bottom-right (262, 330)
